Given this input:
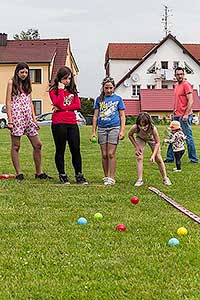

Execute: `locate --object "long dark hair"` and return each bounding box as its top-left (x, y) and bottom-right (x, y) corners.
top-left (136, 112), bottom-right (154, 133)
top-left (99, 76), bottom-right (115, 102)
top-left (49, 66), bottom-right (78, 95)
top-left (12, 62), bottom-right (32, 96)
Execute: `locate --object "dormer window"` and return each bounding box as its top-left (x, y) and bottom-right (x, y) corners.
top-left (184, 62), bottom-right (194, 74)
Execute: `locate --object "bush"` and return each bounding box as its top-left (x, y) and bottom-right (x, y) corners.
top-left (125, 116), bottom-right (137, 125)
top-left (80, 97), bottom-right (94, 116)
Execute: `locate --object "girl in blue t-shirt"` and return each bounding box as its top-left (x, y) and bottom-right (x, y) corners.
top-left (92, 76), bottom-right (125, 185)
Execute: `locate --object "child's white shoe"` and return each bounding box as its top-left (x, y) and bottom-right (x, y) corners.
top-left (134, 179), bottom-right (143, 187)
top-left (104, 177), bottom-right (115, 185)
top-left (163, 177), bottom-right (172, 185)
top-left (173, 168), bottom-right (181, 172)
top-left (103, 177), bottom-right (108, 184)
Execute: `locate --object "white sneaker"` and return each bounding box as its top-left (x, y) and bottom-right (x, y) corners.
top-left (163, 177), bottom-right (172, 185)
top-left (134, 179), bottom-right (143, 187)
top-left (103, 177), bottom-right (108, 184)
top-left (104, 177), bottom-right (115, 185)
top-left (173, 168), bottom-right (181, 172)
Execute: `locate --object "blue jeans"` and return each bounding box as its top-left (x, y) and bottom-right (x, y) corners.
top-left (166, 115), bottom-right (198, 162)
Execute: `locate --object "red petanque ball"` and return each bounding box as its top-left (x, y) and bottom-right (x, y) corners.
top-left (130, 196), bottom-right (139, 205)
top-left (116, 224), bottom-right (126, 232)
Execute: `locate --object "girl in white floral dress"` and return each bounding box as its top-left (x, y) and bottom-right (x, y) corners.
top-left (6, 62), bottom-right (51, 180)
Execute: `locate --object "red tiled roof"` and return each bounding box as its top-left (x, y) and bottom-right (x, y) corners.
top-left (183, 44), bottom-right (200, 61)
top-left (106, 42), bottom-right (200, 62)
top-left (0, 39), bottom-right (69, 82)
top-left (115, 34), bottom-right (200, 88)
top-left (140, 89), bottom-right (200, 111)
top-left (105, 43), bottom-right (156, 61)
top-left (123, 100), bottom-right (141, 116)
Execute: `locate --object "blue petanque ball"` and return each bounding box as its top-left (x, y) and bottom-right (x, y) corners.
top-left (168, 237), bottom-right (180, 246)
top-left (77, 217), bottom-right (87, 225)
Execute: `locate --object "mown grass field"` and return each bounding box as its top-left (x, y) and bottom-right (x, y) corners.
top-left (0, 125), bottom-right (199, 300)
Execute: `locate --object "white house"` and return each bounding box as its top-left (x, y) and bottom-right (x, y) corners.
top-left (105, 34), bottom-right (200, 117)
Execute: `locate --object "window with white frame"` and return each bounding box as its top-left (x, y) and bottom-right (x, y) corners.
top-left (30, 69), bottom-right (42, 84)
top-left (162, 84), bottom-right (168, 89)
top-left (161, 61), bottom-right (168, 69)
top-left (147, 85), bottom-right (155, 89)
top-left (173, 61), bottom-right (179, 69)
top-left (32, 100), bottom-right (42, 115)
top-left (132, 85), bottom-right (140, 98)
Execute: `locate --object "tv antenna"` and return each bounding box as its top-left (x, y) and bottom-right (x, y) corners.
top-left (161, 5), bottom-right (172, 36)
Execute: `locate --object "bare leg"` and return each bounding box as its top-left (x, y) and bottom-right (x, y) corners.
top-left (107, 143), bottom-right (117, 179)
top-left (155, 150), bottom-right (167, 179)
top-left (100, 144), bottom-right (108, 177)
top-left (28, 135), bottom-right (42, 175)
top-left (135, 139), bottom-right (145, 180)
top-left (11, 136), bottom-right (21, 175)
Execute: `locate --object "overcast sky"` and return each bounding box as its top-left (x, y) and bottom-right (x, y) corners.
top-left (2, 0), bottom-right (200, 98)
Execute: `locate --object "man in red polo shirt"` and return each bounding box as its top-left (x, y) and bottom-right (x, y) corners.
top-left (165, 67), bottom-right (198, 164)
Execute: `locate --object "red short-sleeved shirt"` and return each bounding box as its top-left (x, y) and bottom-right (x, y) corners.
top-left (174, 80), bottom-right (193, 117)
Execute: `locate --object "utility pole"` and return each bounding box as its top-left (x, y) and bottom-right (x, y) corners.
top-left (162, 5), bottom-right (172, 36)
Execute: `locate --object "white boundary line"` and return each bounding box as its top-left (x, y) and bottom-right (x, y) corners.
top-left (148, 186), bottom-right (200, 224)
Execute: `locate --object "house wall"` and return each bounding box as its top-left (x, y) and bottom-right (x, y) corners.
top-left (0, 63), bottom-right (52, 114)
top-left (109, 59), bottom-right (140, 83)
top-left (111, 38), bottom-right (200, 99)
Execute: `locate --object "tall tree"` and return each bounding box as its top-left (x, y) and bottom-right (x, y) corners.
top-left (13, 29), bottom-right (40, 40)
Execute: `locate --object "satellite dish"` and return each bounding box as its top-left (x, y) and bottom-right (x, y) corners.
top-left (123, 78), bottom-right (132, 87)
top-left (131, 73), bottom-right (140, 82)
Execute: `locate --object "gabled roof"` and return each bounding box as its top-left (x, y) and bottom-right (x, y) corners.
top-left (105, 34), bottom-right (200, 88)
top-left (105, 43), bottom-right (156, 64)
top-left (106, 36), bottom-right (200, 63)
top-left (140, 89), bottom-right (200, 111)
top-left (0, 38), bottom-right (70, 82)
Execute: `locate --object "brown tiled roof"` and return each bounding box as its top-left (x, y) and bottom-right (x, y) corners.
top-left (140, 89), bottom-right (200, 111)
top-left (0, 39), bottom-right (69, 82)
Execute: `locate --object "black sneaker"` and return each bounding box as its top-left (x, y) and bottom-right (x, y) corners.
top-left (59, 174), bottom-right (70, 185)
top-left (16, 173), bottom-right (24, 181)
top-left (190, 160), bottom-right (198, 164)
top-left (35, 173), bottom-right (53, 179)
top-left (75, 173), bottom-right (88, 185)
top-left (164, 159), bottom-right (174, 163)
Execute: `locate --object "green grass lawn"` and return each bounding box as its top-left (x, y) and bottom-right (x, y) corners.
top-left (0, 125), bottom-right (199, 300)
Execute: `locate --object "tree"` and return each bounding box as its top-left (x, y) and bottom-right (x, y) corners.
top-left (80, 97), bottom-right (94, 116)
top-left (13, 29), bottom-right (40, 40)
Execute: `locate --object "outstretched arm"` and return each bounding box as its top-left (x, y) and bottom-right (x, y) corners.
top-left (128, 125), bottom-right (142, 156)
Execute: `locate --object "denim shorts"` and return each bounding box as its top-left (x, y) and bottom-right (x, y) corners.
top-left (98, 126), bottom-right (120, 145)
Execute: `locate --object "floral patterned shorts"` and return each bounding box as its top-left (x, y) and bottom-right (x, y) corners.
top-left (11, 120), bottom-right (38, 137)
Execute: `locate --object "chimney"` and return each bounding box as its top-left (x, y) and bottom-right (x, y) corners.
top-left (0, 33), bottom-right (7, 46)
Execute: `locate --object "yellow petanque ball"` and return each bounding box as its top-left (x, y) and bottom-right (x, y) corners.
top-left (177, 227), bottom-right (188, 236)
